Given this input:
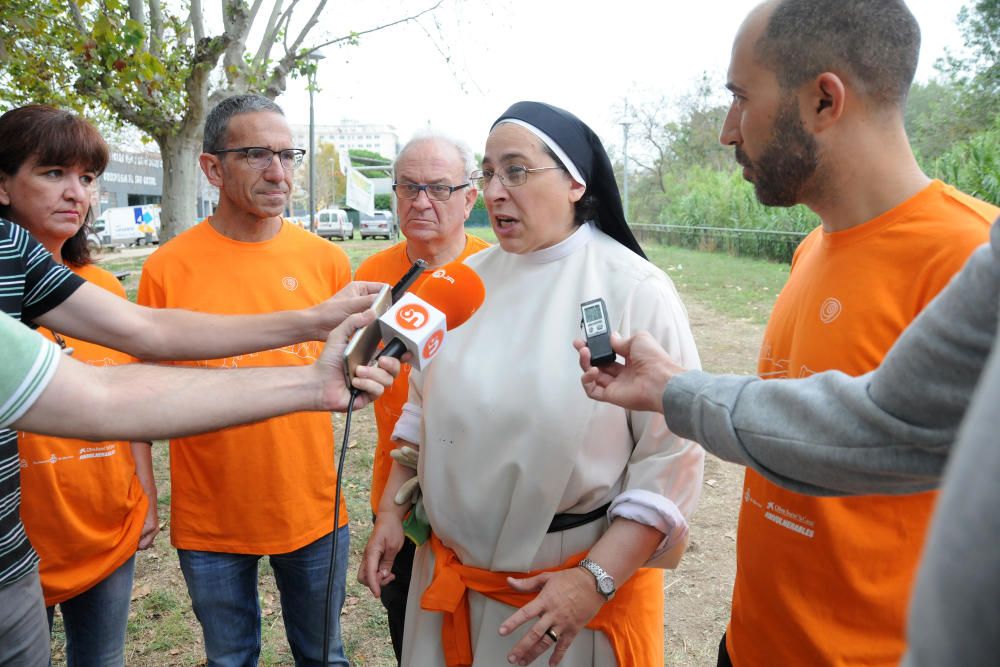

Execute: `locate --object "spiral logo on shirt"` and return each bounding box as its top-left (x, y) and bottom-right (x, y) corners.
top-left (396, 304), bottom-right (429, 330)
top-left (819, 297), bottom-right (842, 324)
top-left (282, 276), bottom-right (298, 291)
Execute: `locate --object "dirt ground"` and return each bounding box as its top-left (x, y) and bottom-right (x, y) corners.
top-left (664, 301), bottom-right (764, 665)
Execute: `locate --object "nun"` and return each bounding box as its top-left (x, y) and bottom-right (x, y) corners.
top-left (362, 101), bottom-right (704, 666)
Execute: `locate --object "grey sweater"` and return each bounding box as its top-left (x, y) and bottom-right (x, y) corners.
top-left (663, 219), bottom-right (1000, 665)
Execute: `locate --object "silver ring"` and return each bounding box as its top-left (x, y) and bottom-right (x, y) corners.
top-left (544, 628), bottom-right (559, 643)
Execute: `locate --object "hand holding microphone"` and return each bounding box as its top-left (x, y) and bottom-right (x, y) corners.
top-left (374, 261), bottom-right (486, 367)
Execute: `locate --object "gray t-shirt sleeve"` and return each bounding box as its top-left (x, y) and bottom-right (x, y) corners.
top-left (0, 312), bottom-right (61, 427)
top-left (663, 224), bottom-right (999, 496)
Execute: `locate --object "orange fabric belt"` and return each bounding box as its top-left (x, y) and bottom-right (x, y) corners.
top-left (421, 533), bottom-right (664, 667)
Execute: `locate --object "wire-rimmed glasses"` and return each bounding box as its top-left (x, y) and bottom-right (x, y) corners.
top-left (470, 165), bottom-right (564, 189)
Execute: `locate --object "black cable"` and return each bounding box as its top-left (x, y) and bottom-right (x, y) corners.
top-left (323, 387), bottom-right (359, 666)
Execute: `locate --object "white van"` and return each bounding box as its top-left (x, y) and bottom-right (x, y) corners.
top-left (93, 205), bottom-right (161, 247)
top-left (315, 208), bottom-right (353, 241)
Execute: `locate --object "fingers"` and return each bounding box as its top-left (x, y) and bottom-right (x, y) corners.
top-left (359, 541), bottom-right (388, 598)
top-left (507, 572), bottom-right (550, 593)
top-left (394, 476), bottom-right (421, 505)
top-left (507, 616), bottom-right (571, 666)
top-left (548, 637), bottom-right (571, 667)
top-left (350, 361), bottom-right (395, 401)
top-left (609, 331), bottom-right (630, 354)
top-left (343, 280), bottom-right (390, 297)
top-left (574, 338), bottom-right (593, 372)
top-left (328, 309), bottom-right (377, 347)
top-left (138, 528), bottom-right (157, 550)
top-left (499, 580), bottom-right (549, 636)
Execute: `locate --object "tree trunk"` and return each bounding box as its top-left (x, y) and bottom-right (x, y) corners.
top-left (157, 134), bottom-right (203, 242)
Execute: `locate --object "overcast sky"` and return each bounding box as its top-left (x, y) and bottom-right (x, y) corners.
top-left (275, 0), bottom-right (971, 156)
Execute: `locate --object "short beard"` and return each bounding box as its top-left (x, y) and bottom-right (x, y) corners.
top-left (736, 99), bottom-right (819, 207)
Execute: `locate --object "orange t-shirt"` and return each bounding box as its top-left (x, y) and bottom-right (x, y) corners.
top-left (728, 181), bottom-right (997, 666)
top-left (137, 220), bottom-right (352, 554)
top-left (19, 263), bottom-right (148, 606)
top-left (354, 234), bottom-right (491, 514)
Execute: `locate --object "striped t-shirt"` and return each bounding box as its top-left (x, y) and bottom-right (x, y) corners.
top-left (0, 219), bottom-right (83, 588)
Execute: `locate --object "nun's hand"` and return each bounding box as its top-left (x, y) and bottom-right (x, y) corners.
top-left (499, 567), bottom-right (604, 666)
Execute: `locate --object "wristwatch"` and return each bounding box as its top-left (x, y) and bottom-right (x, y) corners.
top-left (578, 558), bottom-right (616, 601)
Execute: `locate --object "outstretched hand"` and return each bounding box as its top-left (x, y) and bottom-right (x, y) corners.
top-left (317, 310), bottom-right (400, 412)
top-left (575, 332), bottom-right (683, 414)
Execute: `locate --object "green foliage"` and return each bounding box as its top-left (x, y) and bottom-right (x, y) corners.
top-left (930, 0), bottom-right (1000, 140)
top-left (0, 0), bottom-right (199, 137)
top-left (906, 80), bottom-right (971, 161)
top-left (349, 148), bottom-right (391, 163)
top-left (374, 193), bottom-right (393, 210)
top-left (931, 117), bottom-right (1000, 205)
top-left (654, 166), bottom-right (816, 233)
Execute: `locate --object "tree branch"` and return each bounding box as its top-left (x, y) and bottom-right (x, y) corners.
top-left (308, 0), bottom-right (442, 54)
top-left (66, 0), bottom-right (86, 32)
top-left (190, 0), bottom-right (205, 42)
top-left (149, 0), bottom-right (164, 57)
top-left (262, 0), bottom-right (443, 99)
top-left (222, 0), bottom-right (254, 89)
top-left (251, 0), bottom-right (287, 72)
top-left (128, 0), bottom-right (146, 24)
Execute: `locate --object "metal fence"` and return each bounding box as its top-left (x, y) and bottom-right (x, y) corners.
top-left (632, 224), bottom-right (807, 263)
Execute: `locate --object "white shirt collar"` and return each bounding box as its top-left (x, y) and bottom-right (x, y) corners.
top-left (518, 222), bottom-right (594, 264)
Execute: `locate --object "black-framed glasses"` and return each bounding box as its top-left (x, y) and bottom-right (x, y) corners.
top-left (392, 182), bottom-right (471, 201)
top-left (470, 165), bottom-right (564, 189)
top-left (211, 147), bottom-right (306, 170)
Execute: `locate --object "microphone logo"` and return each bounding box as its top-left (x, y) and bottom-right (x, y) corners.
top-left (422, 329), bottom-right (444, 360)
top-left (395, 303), bottom-right (429, 330)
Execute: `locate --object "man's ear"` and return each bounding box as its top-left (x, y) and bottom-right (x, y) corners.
top-left (0, 172), bottom-right (10, 207)
top-left (463, 185), bottom-right (478, 219)
top-left (199, 153), bottom-right (225, 188)
top-left (806, 72), bottom-right (846, 132)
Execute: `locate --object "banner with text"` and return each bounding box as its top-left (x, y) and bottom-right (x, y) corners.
top-left (346, 168), bottom-right (375, 216)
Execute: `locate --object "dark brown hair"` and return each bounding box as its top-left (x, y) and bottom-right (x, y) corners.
top-left (757, 0), bottom-right (920, 108)
top-left (0, 105), bottom-right (109, 266)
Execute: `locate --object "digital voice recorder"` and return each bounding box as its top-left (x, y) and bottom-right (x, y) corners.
top-left (580, 297), bottom-right (615, 366)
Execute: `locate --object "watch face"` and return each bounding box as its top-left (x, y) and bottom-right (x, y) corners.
top-left (598, 576), bottom-right (615, 595)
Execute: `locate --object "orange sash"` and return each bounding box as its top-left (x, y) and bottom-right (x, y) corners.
top-left (421, 533), bottom-right (663, 667)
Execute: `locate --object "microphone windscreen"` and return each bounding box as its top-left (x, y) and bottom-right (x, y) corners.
top-left (413, 262), bottom-right (485, 330)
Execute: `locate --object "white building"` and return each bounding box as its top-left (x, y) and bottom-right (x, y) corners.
top-left (291, 120), bottom-right (399, 160)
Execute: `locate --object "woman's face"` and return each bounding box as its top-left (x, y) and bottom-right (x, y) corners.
top-left (0, 156), bottom-right (96, 247)
top-left (481, 123), bottom-right (585, 254)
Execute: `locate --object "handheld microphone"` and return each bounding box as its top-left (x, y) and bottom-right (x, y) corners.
top-left (343, 259), bottom-right (428, 383)
top-left (375, 261), bottom-right (486, 369)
